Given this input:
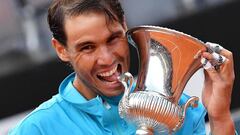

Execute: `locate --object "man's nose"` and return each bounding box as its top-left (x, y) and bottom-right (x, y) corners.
top-left (96, 46), bottom-right (114, 65)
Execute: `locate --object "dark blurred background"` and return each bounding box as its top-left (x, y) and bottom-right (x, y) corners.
top-left (0, 0), bottom-right (239, 134)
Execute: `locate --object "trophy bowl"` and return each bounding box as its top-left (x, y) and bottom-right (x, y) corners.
top-left (118, 26), bottom-right (208, 134)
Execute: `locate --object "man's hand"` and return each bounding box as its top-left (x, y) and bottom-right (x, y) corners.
top-left (201, 43), bottom-right (235, 135)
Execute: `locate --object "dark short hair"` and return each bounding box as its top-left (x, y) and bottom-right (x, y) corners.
top-left (47, 0), bottom-right (125, 46)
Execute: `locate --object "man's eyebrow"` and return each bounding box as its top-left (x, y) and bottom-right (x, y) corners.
top-left (74, 41), bottom-right (94, 49)
top-left (73, 30), bottom-right (124, 48)
top-left (107, 30), bottom-right (124, 40)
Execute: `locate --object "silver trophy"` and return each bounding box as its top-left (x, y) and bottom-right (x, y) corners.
top-left (118, 26), bottom-right (208, 134)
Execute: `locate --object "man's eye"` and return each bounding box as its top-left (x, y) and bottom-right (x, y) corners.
top-left (110, 36), bottom-right (118, 42)
top-left (108, 36), bottom-right (122, 44)
top-left (80, 45), bottom-right (94, 52)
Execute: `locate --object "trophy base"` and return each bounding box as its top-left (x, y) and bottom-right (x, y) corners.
top-left (136, 126), bottom-right (171, 135)
top-left (136, 126), bottom-right (154, 135)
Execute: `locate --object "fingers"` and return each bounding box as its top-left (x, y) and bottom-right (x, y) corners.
top-left (201, 54), bottom-right (222, 82)
top-left (206, 42), bottom-right (223, 54)
top-left (206, 42), bottom-right (233, 62)
top-left (201, 42), bottom-right (235, 82)
top-left (218, 48), bottom-right (234, 73)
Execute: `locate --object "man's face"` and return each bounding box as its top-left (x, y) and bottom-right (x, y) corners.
top-left (54, 13), bottom-right (129, 99)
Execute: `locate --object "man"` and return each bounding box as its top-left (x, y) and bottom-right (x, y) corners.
top-left (9, 0), bottom-right (236, 134)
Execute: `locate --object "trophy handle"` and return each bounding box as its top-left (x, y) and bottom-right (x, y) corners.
top-left (118, 72), bottom-right (134, 118)
top-left (183, 96), bottom-right (199, 112)
top-left (118, 72), bottom-right (134, 97)
top-left (180, 96), bottom-right (199, 127)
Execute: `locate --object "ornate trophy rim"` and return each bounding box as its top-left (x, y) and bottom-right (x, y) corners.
top-left (126, 25), bottom-right (206, 48)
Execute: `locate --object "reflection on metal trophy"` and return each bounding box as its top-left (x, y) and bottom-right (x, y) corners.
top-left (118, 26), bottom-right (208, 134)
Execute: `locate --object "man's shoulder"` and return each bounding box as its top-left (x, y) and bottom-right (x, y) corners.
top-left (9, 94), bottom-right (64, 134)
top-left (28, 94), bottom-right (64, 119)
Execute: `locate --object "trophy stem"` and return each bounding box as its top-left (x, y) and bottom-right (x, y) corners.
top-left (136, 126), bottom-right (154, 135)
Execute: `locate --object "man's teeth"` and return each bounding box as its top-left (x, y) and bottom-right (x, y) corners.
top-left (98, 66), bottom-right (118, 77)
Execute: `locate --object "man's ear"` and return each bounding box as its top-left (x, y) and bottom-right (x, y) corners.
top-left (51, 38), bottom-right (70, 62)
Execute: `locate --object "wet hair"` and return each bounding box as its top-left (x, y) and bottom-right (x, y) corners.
top-left (47, 0), bottom-right (125, 46)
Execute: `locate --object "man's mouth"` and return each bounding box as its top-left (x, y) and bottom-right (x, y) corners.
top-left (97, 64), bottom-right (122, 83)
